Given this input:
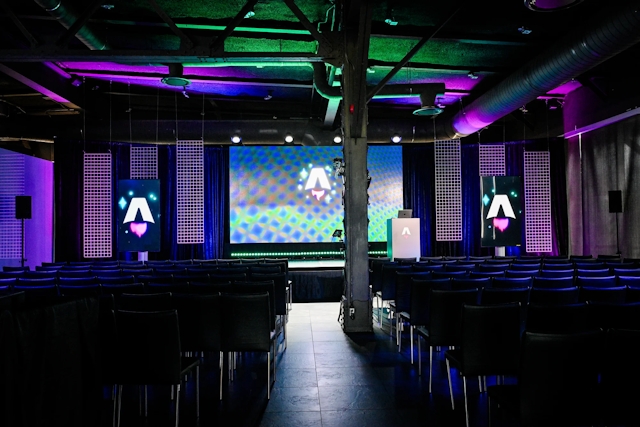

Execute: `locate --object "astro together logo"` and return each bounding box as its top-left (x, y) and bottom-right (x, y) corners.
top-left (298, 164), bottom-right (338, 203)
top-left (117, 179), bottom-right (161, 252)
top-left (484, 194), bottom-right (516, 232)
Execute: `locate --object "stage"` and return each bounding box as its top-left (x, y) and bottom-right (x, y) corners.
top-left (288, 260), bottom-right (345, 303)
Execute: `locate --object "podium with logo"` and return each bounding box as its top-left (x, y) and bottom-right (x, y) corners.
top-left (387, 218), bottom-right (421, 261)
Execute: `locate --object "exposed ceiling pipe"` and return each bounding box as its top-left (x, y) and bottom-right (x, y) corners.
top-left (312, 62), bottom-right (455, 101)
top-left (33, 0), bottom-right (109, 50)
top-left (445, 0), bottom-right (640, 139)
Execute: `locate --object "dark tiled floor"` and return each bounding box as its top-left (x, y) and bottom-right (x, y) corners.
top-left (107, 302), bottom-right (515, 427)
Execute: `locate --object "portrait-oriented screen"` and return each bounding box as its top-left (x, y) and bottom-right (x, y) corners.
top-left (117, 179), bottom-right (161, 252)
top-left (229, 145), bottom-right (402, 243)
top-left (480, 176), bottom-right (523, 247)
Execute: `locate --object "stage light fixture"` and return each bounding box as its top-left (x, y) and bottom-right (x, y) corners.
top-left (391, 134), bottom-right (402, 144)
top-left (231, 135), bottom-right (242, 144)
top-left (161, 64), bottom-right (191, 87)
top-left (413, 83), bottom-right (446, 116)
top-left (333, 135), bottom-right (343, 144)
top-left (284, 133), bottom-right (294, 144)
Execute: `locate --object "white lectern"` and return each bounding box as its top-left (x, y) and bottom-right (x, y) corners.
top-left (387, 218), bottom-right (421, 261)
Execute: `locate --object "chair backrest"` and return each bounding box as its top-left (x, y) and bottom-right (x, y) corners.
top-left (586, 301), bottom-right (640, 330)
top-left (575, 275), bottom-right (617, 288)
top-left (114, 309), bottom-right (182, 385)
top-left (481, 287), bottom-right (530, 307)
top-left (59, 284), bottom-right (102, 297)
top-left (492, 276), bottom-right (533, 289)
top-left (0, 291), bottom-right (26, 311)
top-left (476, 263), bottom-right (510, 272)
top-left (529, 286), bottom-right (580, 305)
top-left (601, 328), bottom-right (640, 426)
top-left (16, 277), bottom-right (57, 287)
top-left (613, 268), bottom-right (640, 277)
top-left (445, 264), bottom-right (476, 273)
top-left (525, 302), bottom-right (589, 333)
top-left (578, 285), bottom-right (627, 304)
top-left (173, 293), bottom-right (221, 353)
top-left (451, 277), bottom-right (491, 290)
top-left (428, 288), bottom-right (480, 347)
top-left (251, 272), bottom-right (287, 316)
top-left (220, 292), bottom-right (271, 353)
top-left (233, 280), bottom-right (276, 330)
top-left (22, 270), bottom-right (57, 279)
top-left (540, 263), bottom-right (572, 270)
top-left (532, 276), bottom-right (575, 289)
top-left (574, 268), bottom-right (612, 277)
top-left (432, 270), bottom-right (468, 280)
top-left (539, 269), bottom-right (574, 278)
top-left (369, 259), bottom-right (391, 293)
top-left (117, 292), bottom-right (174, 311)
top-left (573, 262), bottom-right (605, 270)
top-left (101, 283), bottom-right (145, 297)
top-left (518, 330), bottom-right (604, 427)
top-left (458, 302), bottom-right (521, 376)
top-left (508, 263), bottom-right (541, 271)
top-left (380, 264), bottom-right (411, 300)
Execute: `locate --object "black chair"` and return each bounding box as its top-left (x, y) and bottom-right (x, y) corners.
top-left (98, 275), bottom-right (136, 285)
top-left (504, 269), bottom-right (540, 279)
top-left (586, 301), bottom-right (640, 330)
top-left (540, 263), bottom-right (573, 270)
top-left (488, 330), bottom-right (604, 427)
top-left (57, 269), bottom-right (93, 279)
top-left (492, 276), bottom-right (532, 289)
top-left (113, 309), bottom-right (200, 426)
top-left (574, 268), bottom-right (611, 277)
top-left (3, 266), bottom-right (28, 272)
top-left (525, 302), bottom-right (589, 333)
top-left (539, 269), bottom-right (574, 278)
top-left (529, 286), bottom-right (580, 305)
top-left (251, 272), bottom-right (288, 348)
top-left (432, 270), bottom-right (468, 280)
top-left (220, 292), bottom-right (276, 399)
top-left (22, 270), bottom-right (57, 279)
top-left (398, 278), bottom-right (441, 365)
top-left (480, 287), bottom-right (530, 328)
top-left (579, 285), bottom-right (626, 304)
top-left (613, 267), bottom-right (640, 277)
top-left (394, 271), bottom-right (431, 350)
top-left (379, 263), bottom-right (411, 329)
top-left (117, 292), bottom-right (174, 311)
top-left (507, 263), bottom-right (541, 271)
top-left (575, 275), bottom-right (617, 288)
top-left (573, 262), bottom-right (605, 270)
top-left (600, 328), bottom-right (640, 426)
top-left (531, 276), bottom-right (575, 289)
top-left (415, 287), bottom-right (480, 393)
top-left (173, 293), bottom-right (223, 400)
top-left (451, 277), bottom-right (491, 290)
top-left (444, 302), bottom-right (521, 427)
top-left (0, 291), bottom-right (25, 311)
top-left (59, 284), bottom-right (102, 297)
top-left (469, 271), bottom-right (505, 280)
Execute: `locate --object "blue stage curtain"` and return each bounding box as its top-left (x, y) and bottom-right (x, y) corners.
top-left (403, 139), bottom-right (568, 257)
top-left (54, 140), bottom-right (228, 261)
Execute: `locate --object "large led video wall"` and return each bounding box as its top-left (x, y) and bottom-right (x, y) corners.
top-left (229, 145), bottom-right (403, 243)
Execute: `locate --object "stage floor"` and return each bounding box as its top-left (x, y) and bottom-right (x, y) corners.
top-left (288, 260), bottom-right (345, 269)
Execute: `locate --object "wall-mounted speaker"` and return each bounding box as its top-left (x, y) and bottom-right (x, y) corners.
top-left (609, 190), bottom-right (622, 213)
top-left (15, 195), bottom-right (32, 219)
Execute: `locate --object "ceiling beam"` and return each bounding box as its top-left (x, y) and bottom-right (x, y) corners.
top-left (0, 1), bottom-right (39, 47)
top-left (282, 0), bottom-right (331, 48)
top-left (145, 0), bottom-right (195, 49)
top-left (0, 49), bottom-right (326, 63)
top-left (210, 0), bottom-right (260, 52)
top-left (0, 62), bottom-right (82, 107)
top-left (55, 0), bottom-right (104, 48)
top-left (367, 1), bottom-right (464, 102)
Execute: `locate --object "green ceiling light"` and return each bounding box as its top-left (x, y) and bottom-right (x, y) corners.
top-left (413, 83), bottom-right (446, 116)
top-left (161, 64), bottom-right (190, 87)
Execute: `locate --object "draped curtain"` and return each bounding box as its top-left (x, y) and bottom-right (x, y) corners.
top-left (55, 140), bottom-right (228, 261)
top-left (568, 115), bottom-right (640, 258)
top-left (403, 139), bottom-right (567, 257)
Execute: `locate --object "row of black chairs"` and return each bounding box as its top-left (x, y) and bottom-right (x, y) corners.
top-left (420, 301), bottom-right (639, 427)
top-left (7, 257), bottom-right (288, 270)
top-left (1, 289), bottom-right (279, 426)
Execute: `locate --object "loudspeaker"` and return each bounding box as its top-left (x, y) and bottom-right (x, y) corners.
top-left (609, 190), bottom-right (622, 213)
top-left (15, 195), bottom-right (31, 219)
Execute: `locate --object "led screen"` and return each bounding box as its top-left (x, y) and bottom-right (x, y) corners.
top-left (480, 176), bottom-right (523, 247)
top-left (117, 179), bottom-right (161, 252)
top-left (229, 145), bottom-right (403, 243)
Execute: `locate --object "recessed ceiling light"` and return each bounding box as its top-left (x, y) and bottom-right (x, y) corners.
top-left (231, 135), bottom-right (242, 144)
top-left (161, 76), bottom-right (191, 87)
top-left (333, 135), bottom-right (343, 144)
top-left (284, 133), bottom-right (294, 144)
top-left (391, 134), bottom-right (402, 143)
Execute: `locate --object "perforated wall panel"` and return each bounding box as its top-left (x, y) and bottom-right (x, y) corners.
top-left (0, 151), bottom-right (25, 259)
top-left (479, 144), bottom-right (506, 176)
top-left (176, 139), bottom-right (204, 244)
top-left (435, 139), bottom-right (462, 241)
top-left (83, 153), bottom-right (112, 258)
top-left (130, 146), bottom-right (158, 179)
top-left (524, 151), bottom-right (552, 253)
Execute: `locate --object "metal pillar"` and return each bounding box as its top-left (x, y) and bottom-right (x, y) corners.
top-left (341, 0), bottom-right (373, 333)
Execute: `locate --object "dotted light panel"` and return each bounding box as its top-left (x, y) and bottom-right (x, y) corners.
top-left (130, 146), bottom-right (158, 179)
top-left (479, 144), bottom-right (506, 176)
top-left (524, 151), bottom-right (552, 253)
top-left (177, 139), bottom-right (204, 244)
top-left (0, 151), bottom-right (25, 259)
top-left (435, 139), bottom-right (462, 241)
top-left (83, 153), bottom-right (112, 258)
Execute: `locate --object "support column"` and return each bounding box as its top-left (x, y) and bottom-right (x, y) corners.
top-left (341, 0), bottom-right (373, 333)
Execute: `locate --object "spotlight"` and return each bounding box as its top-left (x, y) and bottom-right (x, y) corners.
top-left (518, 26), bottom-right (532, 35)
top-left (264, 90), bottom-right (273, 101)
top-left (284, 133), bottom-right (294, 144)
top-left (391, 134), bottom-right (402, 144)
top-left (467, 72), bottom-right (478, 80)
top-left (244, 8), bottom-right (255, 18)
top-left (333, 135), bottom-right (343, 144)
top-left (231, 135), bottom-right (242, 144)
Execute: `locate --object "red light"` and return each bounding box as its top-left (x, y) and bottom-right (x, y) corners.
top-left (349, 104), bottom-right (355, 114)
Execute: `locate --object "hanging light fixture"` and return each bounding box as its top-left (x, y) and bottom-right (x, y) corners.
top-left (524, 0), bottom-right (583, 12)
top-left (161, 64), bottom-right (191, 87)
top-left (413, 83), bottom-right (446, 116)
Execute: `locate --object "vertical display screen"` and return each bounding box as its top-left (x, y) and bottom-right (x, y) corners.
top-left (481, 176), bottom-right (523, 247)
top-left (117, 179), bottom-right (161, 252)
